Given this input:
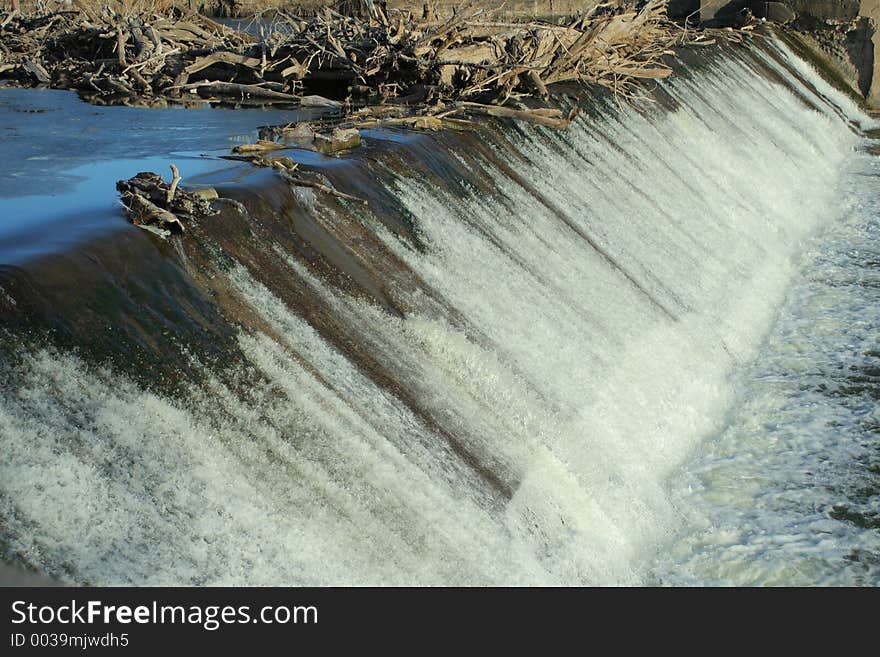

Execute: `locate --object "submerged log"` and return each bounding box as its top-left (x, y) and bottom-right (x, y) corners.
top-left (280, 170), bottom-right (368, 205)
top-left (222, 154), bottom-right (299, 171)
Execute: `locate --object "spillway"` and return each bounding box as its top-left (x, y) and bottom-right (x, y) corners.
top-left (0, 35), bottom-right (877, 585)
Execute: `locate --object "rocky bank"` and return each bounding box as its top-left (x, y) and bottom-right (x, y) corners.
top-left (676, 2), bottom-right (878, 106)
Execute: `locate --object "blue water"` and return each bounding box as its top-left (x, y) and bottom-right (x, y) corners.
top-left (0, 89), bottom-right (312, 263)
top-left (0, 43), bottom-right (877, 585)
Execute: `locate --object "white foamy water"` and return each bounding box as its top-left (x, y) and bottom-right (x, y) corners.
top-left (649, 143), bottom-right (880, 587)
top-left (0, 42), bottom-right (870, 585)
top-left (760, 36), bottom-right (880, 131)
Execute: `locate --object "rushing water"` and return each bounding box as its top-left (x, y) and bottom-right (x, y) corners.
top-left (649, 139), bottom-right (880, 586)
top-left (0, 37), bottom-right (877, 585)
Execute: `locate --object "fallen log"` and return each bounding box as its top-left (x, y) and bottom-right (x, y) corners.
top-left (457, 102), bottom-right (579, 129)
top-left (232, 140), bottom-right (288, 154)
top-left (222, 154), bottom-right (298, 171)
top-left (125, 192), bottom-right (185, 233)
top-left (179, 81), bottom-right (302, 102)
top-left (184, 51), bottom-right (262, 76)
top-left (21, 56), bottom-right (50, 84)
top-left (300, 95), bottom-right (344, 109)
top-left (280, 170), bottom-right (368, 205)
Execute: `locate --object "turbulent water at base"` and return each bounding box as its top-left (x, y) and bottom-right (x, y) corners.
top-left (1, 38), bottom-right (877, 585)
top-left (650, 125), bottom-right (880, 586)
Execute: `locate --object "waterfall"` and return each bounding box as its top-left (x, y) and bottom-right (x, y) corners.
top-left (0, 38), bottom-right (870, 585)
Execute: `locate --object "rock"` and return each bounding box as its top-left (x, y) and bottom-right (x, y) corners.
top-left (313, 127), bottom-right (362, 155)
top-left (698, 1), bottom-right (861, 25)
top-left (668, 0), bottom-right (701, 21)
top-left (778, 0), bottom-right (880, 107)
top-left (191, 187), bottom-right (219, 200)
top-left (693, 2), bottom-right (880, 109)
top-left (698, 0), bottom-right (750, 25)
top-left (254, 123), bottom-right (361, 158)
top-left (411, 116), bottom-right (443, 130)
top-left (763, 2), bottom-right (797, 23)
top-left (282, 122), bottom-right (317, 147)
top-left (859, 1), bottom-right (880, 107)
top-left (785, 1), bottom-right (861, 22)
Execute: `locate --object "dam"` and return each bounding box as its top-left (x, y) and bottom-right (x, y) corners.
top-left (0, 13), bottom-right (878, 585)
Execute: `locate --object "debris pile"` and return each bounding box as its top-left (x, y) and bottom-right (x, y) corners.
top-left (117, 166), bottom-right (219, 238)
top-left (0, 0), bottom-right (707, 123)
top-left (0, 2), bottom-right (257, 107)
top-left (1, 1), bottom-right (742, 241)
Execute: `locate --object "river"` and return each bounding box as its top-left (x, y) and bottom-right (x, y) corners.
top-left (0, 36), bottom-right (877, 585)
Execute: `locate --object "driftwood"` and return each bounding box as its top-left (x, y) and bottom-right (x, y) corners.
top-left (0, 1), bottom-right (728, 120)
top-left (178, 81), bottom-right (303, 101)
top-left (223, 154), bottom-right (299, 171)
top-left (0, 1), bottom-right (752, 243)
top-left (184, 52), bottom-right (262, 76)
top-left (280, 170), bottom-right (368, 205)
top-left (116, 169), bottom-right (218, 236)
top-left (232, 140), bottom-right (289, 154)
top-left (0, 4), bottom-right (255, 106)
top-left (126, 192), bottom-right (185, 234)
top-left (20, 56), bottom-right (50, 84)
top-left (166, 163), bottom-right (181, 204)
top-left (456, 102), bottom-right (581, 129)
